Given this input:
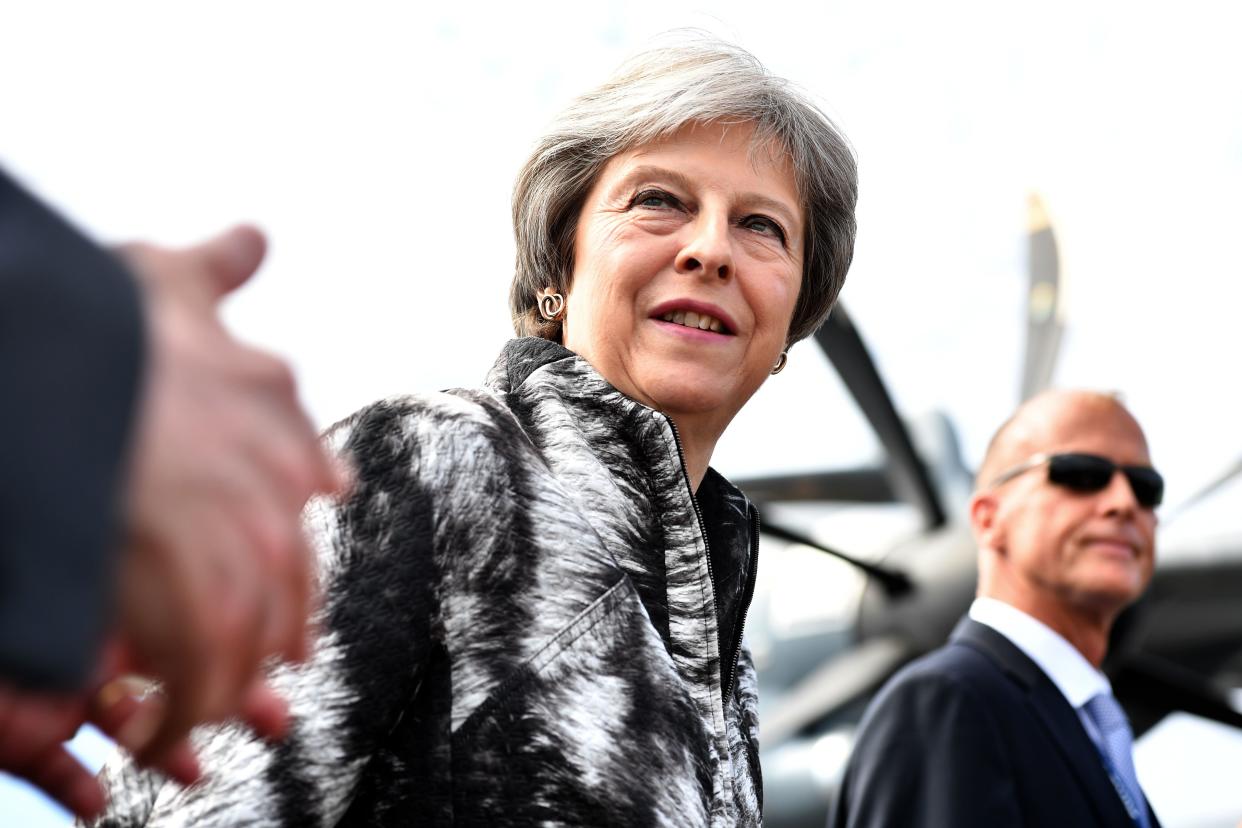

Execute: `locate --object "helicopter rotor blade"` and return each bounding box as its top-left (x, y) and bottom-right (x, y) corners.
top-left (759, 518), bottom-right (915, 599)
top-left (1109, 652), bottom-right (1242, 738)
top-left (1020, 193), bottom-right (1065, 402)
top-left (813, 304), bottom-right (947, 529)
top-left (1161, 454), bottom-right (1242, 525)
top-left (736, 467), bottom-right (895, 504)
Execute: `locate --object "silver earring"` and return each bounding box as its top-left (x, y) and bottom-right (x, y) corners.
top-left (771, 351), bottom-right (788, 375)
top-left (537, 287), bottom-right (565, 322)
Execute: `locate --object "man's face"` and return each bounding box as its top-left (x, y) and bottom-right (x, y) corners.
top-left (979, 399), bottom-right (1158, 617)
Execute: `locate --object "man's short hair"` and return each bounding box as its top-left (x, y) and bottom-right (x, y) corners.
top-left (974, 390), bottom-right (1130, 491)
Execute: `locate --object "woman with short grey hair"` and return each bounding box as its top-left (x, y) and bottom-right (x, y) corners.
top-left (512, 39), bottom-right (856, 346)
top-left (90, 35), bottom-right (856, 827)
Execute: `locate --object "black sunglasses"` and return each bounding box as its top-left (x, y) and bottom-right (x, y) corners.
top-left (987, 452), bottom-right (1164, 508)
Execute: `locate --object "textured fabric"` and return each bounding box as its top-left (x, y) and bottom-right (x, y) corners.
top-left (88, 337), bottom-right (763, 827)
top-left (1082, 693), bottom-right (1149, 828)
top-left (0, 169), bottom-right (145, 689)
top-left (831, 618), bottom-right (1161, 828)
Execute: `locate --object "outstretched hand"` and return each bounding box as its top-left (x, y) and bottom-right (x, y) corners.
top-left (115, 226), bottom-right (348, 766)
top-left (1, 225), bottom-right (346, 819)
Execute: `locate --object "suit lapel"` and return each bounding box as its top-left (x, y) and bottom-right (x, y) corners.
top-left (952, 619), bottom-right (1138, 826)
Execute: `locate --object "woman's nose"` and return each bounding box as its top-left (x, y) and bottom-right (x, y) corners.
top-left (675, 212), bottom-right (733, 280)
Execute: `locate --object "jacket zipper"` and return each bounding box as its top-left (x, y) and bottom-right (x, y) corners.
top-left (724, 506), bottom-right (761, 702)
top-left (665, 417), bottom-right (760, 704)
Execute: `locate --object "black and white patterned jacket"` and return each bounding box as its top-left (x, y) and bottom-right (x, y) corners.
top-left (92, 337), bottom-right (763, 827)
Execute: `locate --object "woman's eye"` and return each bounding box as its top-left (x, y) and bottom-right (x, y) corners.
top-left (633, 189), bottom-right (678, 209)
top-left (742, 215), bottom-right (786, 242)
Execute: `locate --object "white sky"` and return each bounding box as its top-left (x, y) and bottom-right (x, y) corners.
top-left (3, 1), bottom-right (1240, 823)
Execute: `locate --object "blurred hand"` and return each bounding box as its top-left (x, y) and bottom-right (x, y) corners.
top-left (116, 226), bottom-right (347, 765)
top-left (0, 648), bottom-right (200, 821)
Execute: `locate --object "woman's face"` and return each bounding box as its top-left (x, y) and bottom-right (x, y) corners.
top-left (563, 121), bottom-right (803, 433)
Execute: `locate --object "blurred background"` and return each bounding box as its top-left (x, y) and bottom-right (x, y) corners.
top-left (2, 1), bottom-right (1240, 824)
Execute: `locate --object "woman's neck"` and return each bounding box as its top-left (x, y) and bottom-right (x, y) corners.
top-left (669, 412), bottom-right (725, 494)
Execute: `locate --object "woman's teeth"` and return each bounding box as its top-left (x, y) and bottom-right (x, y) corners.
top-left (660, 310), bottom-right (725, 333)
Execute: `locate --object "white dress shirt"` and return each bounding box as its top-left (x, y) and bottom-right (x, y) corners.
top-left (968, 596), bottom-right (1113, 748)
top-left (968, 597), bottom-right (1152, 825)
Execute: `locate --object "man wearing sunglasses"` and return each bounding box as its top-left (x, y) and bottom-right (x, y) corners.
top-left (832, 390), bottom-right (1162, 828)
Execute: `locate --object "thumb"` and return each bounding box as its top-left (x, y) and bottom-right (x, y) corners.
top-left (192, 224), bottom-right (267, 299)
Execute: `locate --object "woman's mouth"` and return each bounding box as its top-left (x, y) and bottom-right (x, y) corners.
top-left (658, 309), bottom-right (730, 334)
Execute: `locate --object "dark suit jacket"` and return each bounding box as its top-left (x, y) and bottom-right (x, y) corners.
top-left (830, 617), bottom-right (1161, 828)
top-left (0, 169), bottom-right (145, 689)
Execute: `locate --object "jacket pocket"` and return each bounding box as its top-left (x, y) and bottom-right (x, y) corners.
top-left (453, 576), bottom-right (632, 743)
top-left (448, 576), bottom-right (713, 825)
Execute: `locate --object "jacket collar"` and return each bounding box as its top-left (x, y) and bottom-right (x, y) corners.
top-left (485, 337), bottom-right (759, 707)
top-left (484, 336), bottom-right (580, 395)
top-left (952, 618), bottom-right (1155, 827)
top-left (968, 597), bottom-right (1111, 708)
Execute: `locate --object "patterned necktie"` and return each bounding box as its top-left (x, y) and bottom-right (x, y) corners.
top-left (1082, 692), bottom-right (1150, 828)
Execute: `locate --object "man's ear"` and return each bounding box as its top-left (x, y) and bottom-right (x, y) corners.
top-left (970, 492), bottom-right (1003, 553)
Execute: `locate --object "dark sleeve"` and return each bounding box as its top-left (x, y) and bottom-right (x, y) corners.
top-left (0, 169), bottom-right (146, 690)
top-left (829, 669), bottom-right (1023, 828)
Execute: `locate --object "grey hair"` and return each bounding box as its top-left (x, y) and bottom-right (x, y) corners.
top-left (509, 34), bottom-right (858, 345)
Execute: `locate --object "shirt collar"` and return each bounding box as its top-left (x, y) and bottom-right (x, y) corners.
top-left (969, 595), bottom-right (1111, 708)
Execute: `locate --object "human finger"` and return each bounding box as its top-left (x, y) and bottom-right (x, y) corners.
top-left (237, 679), bottom-right (291, 742)
top-left (238, 390), bottom-right (330, 663)
top-left (233, 494), bottom-right (308, 666)
top-left (191, 224), bottom-right (267, 299)
top-left (90, 678), bottom-right (201, 786)
top-left (255, 528), bottom-right (314, 665)
top-left (234, 344), bottom-right (344, 500)
top-left (0, 688), bottom-right (83, 754)
top-left (21, 744), bottom-right (105, 821)
top-left (208, 436), bottom-right (314, 665)
top-left (114, 532), bottom-right (207, 764)
top-left (329, 454), bottom-right (355, 498)
top-left (202, 364), bottom-right (328, 664)
top-left (132, 509), bottom-right (266, 765)
top-left (113, 224), bottom-right (266, 305)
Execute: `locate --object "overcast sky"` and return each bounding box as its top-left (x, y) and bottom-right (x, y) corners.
top-left (3, 1), bottom-right (1240, 823)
